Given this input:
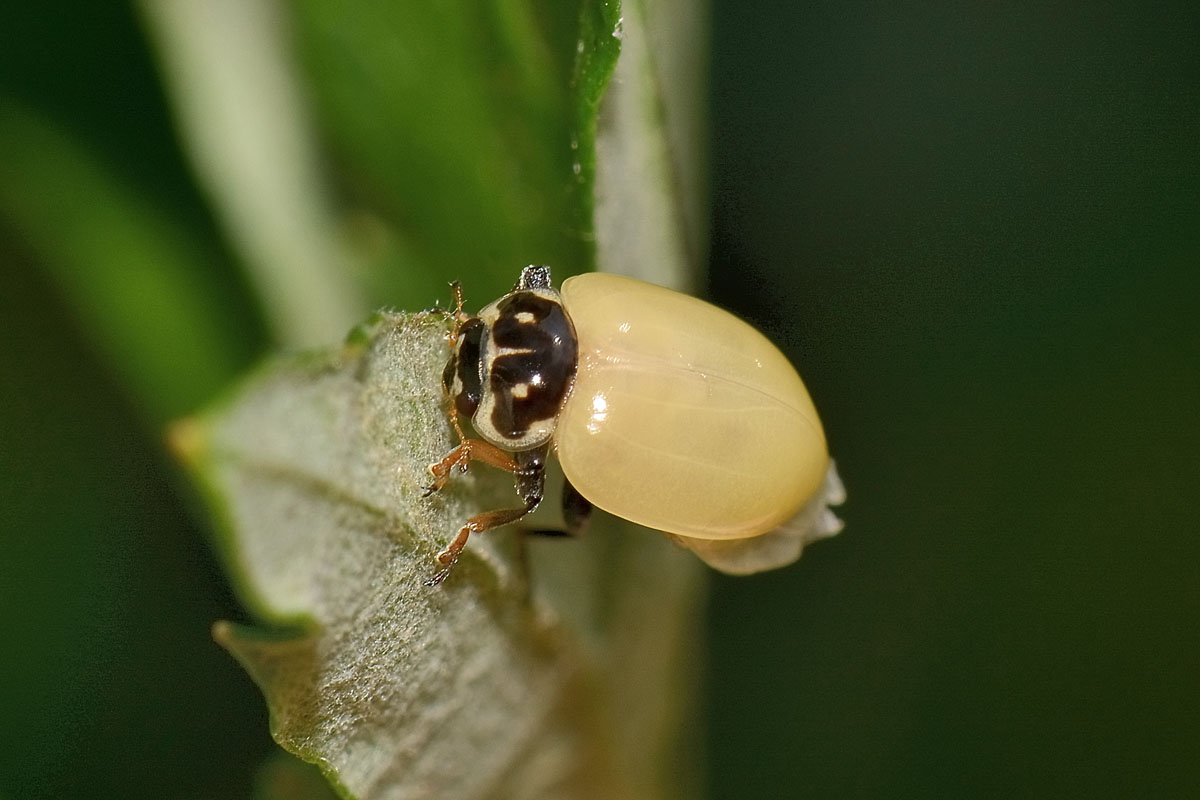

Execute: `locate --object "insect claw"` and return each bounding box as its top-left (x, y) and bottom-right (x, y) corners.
top-left (425, 555), bottom-right (457, 586)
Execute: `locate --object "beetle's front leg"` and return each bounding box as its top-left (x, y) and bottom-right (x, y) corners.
top-left (423, 438), bottom-right (523, 496)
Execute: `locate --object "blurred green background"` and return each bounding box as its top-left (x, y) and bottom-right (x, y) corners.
top-left (1, 2), bottom-right (1197, 799)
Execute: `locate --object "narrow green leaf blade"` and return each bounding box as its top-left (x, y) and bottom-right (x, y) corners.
top-left (593, 0), bottom-right (707, 292)
top-left (289, 0), bottom-right (606, 302)
top-left (139, 0), bottom-right (368, 349)
top-left (0, 103), bottom-right (259, 421)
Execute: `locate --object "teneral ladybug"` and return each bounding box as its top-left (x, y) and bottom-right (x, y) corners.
top-left (424, 265), bottom-right (845, 584)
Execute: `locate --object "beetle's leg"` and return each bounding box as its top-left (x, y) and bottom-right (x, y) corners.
top-left (427, 498), bottom-right (540, 586)
top-left (510, 472), bottom-right (588, 599)
top-left (423, 438), bottom-right (523, 496)
top-left (561, 478), bottom-right (592, 536)
top-left (426, 447), bottom-right (547, 585)
top-left (523, 476), bottom-right (593, 538)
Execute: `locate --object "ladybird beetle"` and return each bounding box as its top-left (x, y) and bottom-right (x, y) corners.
top-left (424, 265), bottom-right (845, 584)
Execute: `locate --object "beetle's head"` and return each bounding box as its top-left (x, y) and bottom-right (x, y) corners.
top-left (443, 317), bottom-right (485, 421)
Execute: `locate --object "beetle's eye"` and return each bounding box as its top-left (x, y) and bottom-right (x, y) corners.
top-left (450, 319), bottom-right (485, 419)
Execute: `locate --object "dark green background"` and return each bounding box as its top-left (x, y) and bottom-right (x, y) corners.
top-left (1, 2), bottom-right (1197, 798)
top-left (706, 3), bottom-right (1199, 797)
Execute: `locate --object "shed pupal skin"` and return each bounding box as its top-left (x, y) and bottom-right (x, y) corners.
top-left (423, 265), bottom-right (845, 585)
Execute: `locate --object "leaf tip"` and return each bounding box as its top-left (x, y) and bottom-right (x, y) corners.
top-left (166, 414), bottom-right (207, 465)
top-left (341, 309), bottom-right (387, 353)
top-left (211, 619), bottom-right (237, 647)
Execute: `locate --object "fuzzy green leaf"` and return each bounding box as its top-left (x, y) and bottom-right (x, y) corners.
top-left (176, 312), bottom-right (703, 799)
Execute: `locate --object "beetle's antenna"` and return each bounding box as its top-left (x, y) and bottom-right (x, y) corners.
top-left (443, 280), bottom-right (470, 443)
top-left (449, 280), bottom-right (468, 323)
